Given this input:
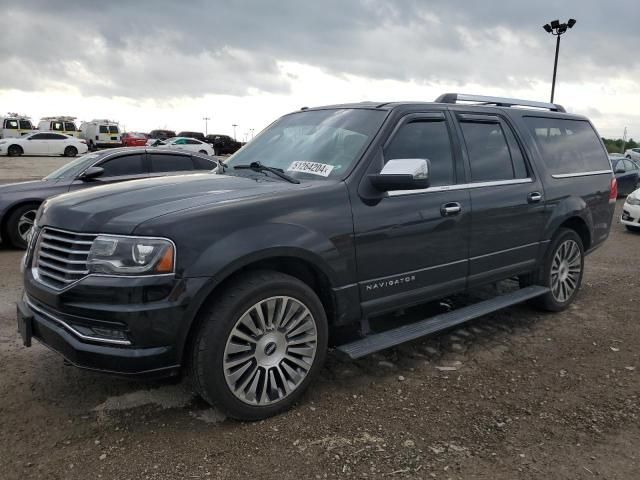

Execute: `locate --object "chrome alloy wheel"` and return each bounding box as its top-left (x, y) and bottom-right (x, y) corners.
top-left (550, 239), bottom-right (582, 303)
top-left (17, 209), bottom-right (37, 242)
top-left (223, 296), bottom-right (318, 406)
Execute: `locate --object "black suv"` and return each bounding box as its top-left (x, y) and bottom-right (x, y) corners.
top-left (177, 131), bottom-right (206, 142)
top-left (205, 134), bottom-right (242, 155)
top-left (18, 94), bottom-right (616, 420)
top-left (148, 129), bottom-right (177, 141)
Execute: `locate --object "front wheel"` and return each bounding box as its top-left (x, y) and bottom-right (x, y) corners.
top-left (64, 146), bottom-right (78, 157)
top-left (7, 145), bottom-right (23, 157)
top-left (5, 203), bottom-right (39, 249)
top-left (524, 228), bottom-right (584, 312)
top-left (190, 271), bottom-right (328, 420)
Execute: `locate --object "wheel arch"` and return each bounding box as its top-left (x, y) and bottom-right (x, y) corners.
top-left (177, 250), bottom-right (339, 367)
top-left (0, 199), bottom-right (43, 238)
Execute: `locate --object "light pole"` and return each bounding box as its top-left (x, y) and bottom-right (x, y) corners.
top-left (202, 116), bottom-right (210, 136)
top-left (542, 18), bottom-right (576, 103)
top-left (232, 124), bottom-right (238, 141)
top-left (250, 128), bottom-right (255, 140)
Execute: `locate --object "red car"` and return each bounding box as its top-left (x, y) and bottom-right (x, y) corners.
top-left (121, 132), bottom-right (148, 147)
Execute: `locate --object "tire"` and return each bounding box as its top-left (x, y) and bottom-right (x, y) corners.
top-left (64, 146), bottom-right (78, 157)
top-left (522, 228), bottom-right (584, 312)
top-left (626, 225), bottom-right (640, 233)
top-left (199, 150), bottom-right (208, 155)
top-left (7, 145), bottom-right (23, 157)
top-left (5, 203), bottom-right (39, 249)
top-left (190, 270), bottom-right (328, 420)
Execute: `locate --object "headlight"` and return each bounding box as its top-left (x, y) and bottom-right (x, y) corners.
top-left (87, 235), bottom-right (175, 275)
top-left (626, 195), bottom-right (640, 206)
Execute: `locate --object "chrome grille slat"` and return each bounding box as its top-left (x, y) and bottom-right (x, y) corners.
top-left (34, 227), bottom-right (97, 290)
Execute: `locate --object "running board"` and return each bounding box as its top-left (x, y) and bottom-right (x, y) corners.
top-left (336, 285), bottom-right (549, 360)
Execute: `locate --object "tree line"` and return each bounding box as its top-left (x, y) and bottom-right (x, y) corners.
top-left (602, 137), bottom-right (637, 154)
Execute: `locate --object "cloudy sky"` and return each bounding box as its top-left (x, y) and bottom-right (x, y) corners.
top-left (1, 0), bottom-right (638, 140)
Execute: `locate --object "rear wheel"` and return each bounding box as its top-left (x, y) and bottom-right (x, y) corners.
top-left (5, 203), bottom-right (39, 249)
top-left (7, 145), bottom-right (23, 157)
top-left (190, 270), bottom-right (328, 420)
top-left (522, 228), bottom-right (584, 312)
top-left (64, 146), bottom-right (78, 157)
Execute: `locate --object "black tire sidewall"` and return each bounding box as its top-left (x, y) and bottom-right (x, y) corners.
top-left (6, 204), bottom-right (39, 249)
top-left (539, 228), bottom-right (585, 311)
top-left (8, 145), bottom-right (22, 156)
top-left (65, 146), bottom-right (77, 157)
top-left (192, 271), bottom-right (328, 420)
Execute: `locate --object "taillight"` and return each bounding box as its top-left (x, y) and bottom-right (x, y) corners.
top-left (80, 140), bottom-right (86, 144)
top-left (609, 177), bottom-right (618, 202)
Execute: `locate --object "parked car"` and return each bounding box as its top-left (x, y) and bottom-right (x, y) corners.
top-left (148, 129), bottom-right (176, 141)
top-left (37, 116), bottom-right (80, 138)
top-left (177, 131), bottom-right (206, 142)
top-left (121, 132), bottom-right (148, 147)
top-left (155, 136), bottom-right (215, 155)
top-left (0, 148), bottom-right (218, 248)
top-left (80, 119), bottom-right (122, 150)
top-left (0, 132), bottom-right (87, 157)
top-left (205, 134), bottom-right (242, 154)
top-left (621, 188), bottom-right (640, 232)
top-left (625, 148), bottom-right (640, 161)
top-left (17, 93), bottom-right (615, 420)
top-left (610, 156), bottom-right (640, 195)
top-left (1, 114), bottom-right (35, 138)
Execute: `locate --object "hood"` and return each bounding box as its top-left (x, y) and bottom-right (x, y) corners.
top-left (38, 173), bottom-right (309, 234)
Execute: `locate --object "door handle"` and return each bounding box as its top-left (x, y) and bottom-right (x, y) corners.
top-left (440, 202), bottom-right (462, 216)
top-left (527, 192), bottom-right (542, 203)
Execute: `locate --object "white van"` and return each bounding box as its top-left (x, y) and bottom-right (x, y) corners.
top-left (79, 119), bottom-right (122, 150)
top-left (0, 114), bottom-right (35, 139)
top-left (38, 116), bottom-right (80, 137)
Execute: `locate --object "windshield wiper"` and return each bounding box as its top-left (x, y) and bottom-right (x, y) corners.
top-left (233, 161), bottom-right (300, 184)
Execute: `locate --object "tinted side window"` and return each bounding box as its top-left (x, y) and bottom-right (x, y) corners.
top-left (99, 125), bottom-right (109, 134)
top-left (192, 156), bottom-right (216, 170)
top-left (186, 139), bottom-right (201, 145)
top-left (460, 122), bottom-right (514, 182)
top-left (523, 117), bottom-right (609, 175)
top-left (5, 120), bottom-right (18, 129)
top-left (31, 133), bottom-right (48, 140)
top-left (99, 154), bottom-right (145, 177)
top-left (19, 120), bottom-right (32, 129)
top-left (384, 120), bottom-right (454, 187)
top-left (52, 122), bottom-right (64, 131)
top-left (64, 122), bottom-right (76, 131)
top-left (149, 153), bottom-right (193, 173)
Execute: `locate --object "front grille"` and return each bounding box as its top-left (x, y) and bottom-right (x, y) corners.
top-left (34, 227), bottom-right (97, 290)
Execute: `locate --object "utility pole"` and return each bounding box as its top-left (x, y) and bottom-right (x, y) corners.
top-left (250, 128), bottom-right (255, 140)
top-left (621, 126), bottom-right (628, 154)
top-left (232, 124), bottom-right (238, 141)
top-left (542, 19), bottom-right (576, 103)
top-left (202, 116), bottom-right (210, 136)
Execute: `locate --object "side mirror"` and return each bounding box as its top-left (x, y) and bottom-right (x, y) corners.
top-left (615, 168), bottom-right (625, 174)
top-left (368, 158), bottom-right (431, 191)
top-left (79, 166), bottom-right (105, 181)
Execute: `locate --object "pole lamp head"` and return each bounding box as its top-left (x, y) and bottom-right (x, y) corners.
top-left (550, 19), bottom-right (560, 29)
top-left (543, 23), bottom-right (552, 33)
top-left (567, 18), bottom-right (576, 28)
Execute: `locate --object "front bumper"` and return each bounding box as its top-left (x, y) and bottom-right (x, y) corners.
top-left (21, 269), bottom-right (209, 377)
top-left (621, 202), bottom-right (640, 227)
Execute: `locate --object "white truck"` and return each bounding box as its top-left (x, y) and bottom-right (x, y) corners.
top-left (79, 119), bottom-right (122, 150)
top-left (37, 116), bottom-right (80, 137)
top-left (0, 113), bottom-right (35, 139)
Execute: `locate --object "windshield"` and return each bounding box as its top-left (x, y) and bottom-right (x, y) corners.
top-left (44, 152), bottom-right (104, 180)
top-left (225, 109), bottom-right (385, 180)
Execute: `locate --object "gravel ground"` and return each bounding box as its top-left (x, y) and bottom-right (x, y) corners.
top-left (0, 157), bottom-right (638, 479)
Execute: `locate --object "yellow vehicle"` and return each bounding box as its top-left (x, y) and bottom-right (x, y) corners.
top-left (0, 113), bottom-right (35, 138)
top-left (37, 116), bottom-right (80, 137)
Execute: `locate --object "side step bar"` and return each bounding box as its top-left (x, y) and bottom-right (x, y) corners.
top-left (336, 285), bottom-right (549, 360)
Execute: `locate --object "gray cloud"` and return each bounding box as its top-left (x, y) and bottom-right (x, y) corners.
top-left (0, 0), bottom-right (637, 99)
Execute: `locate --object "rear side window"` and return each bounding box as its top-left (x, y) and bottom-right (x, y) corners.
top-left (19, 120), bottom-right (32, 129)
top-left (523, 117), bottom-right (609, 175)
top-left (192, 156), bottom-right (216, 170)
top-left (149, 153), bottom-right (193, 173)
top-left (384, 120), bottom-right (454, 187)
top-left (99, 154), bottom-right (145, 177)
top-left (52, 122), bottom-right (64, 131)
top-left (64, 122), bottom-right (76, 131)
top-left (5, 120), bottom-right (18, 129)
top-left (459, 120), bottom-right (528, 182)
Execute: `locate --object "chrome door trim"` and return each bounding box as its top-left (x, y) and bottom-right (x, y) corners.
top-left (387, 178), bottom-right (533, 196)
top-left (551, 170), bottom-right (612, 179)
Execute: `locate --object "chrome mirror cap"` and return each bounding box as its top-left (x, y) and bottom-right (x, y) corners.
top-left (369, 158), bottom-right (431, 192)
top-left (380, 158), bottom-right (430, 179)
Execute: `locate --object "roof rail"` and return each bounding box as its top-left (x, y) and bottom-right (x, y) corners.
top-left (435, 93), bottom-right (565, 113)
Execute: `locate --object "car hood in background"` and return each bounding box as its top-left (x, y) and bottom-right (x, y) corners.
top-left (37, 173), bottom-right (314, 234)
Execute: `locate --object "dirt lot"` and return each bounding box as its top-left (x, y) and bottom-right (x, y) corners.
top-left (0, 157), bottom-right (638, 479)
